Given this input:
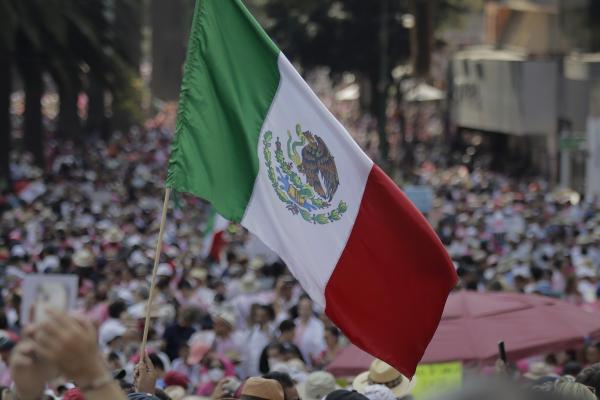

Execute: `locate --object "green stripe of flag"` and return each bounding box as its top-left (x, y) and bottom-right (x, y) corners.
top-left (167, 0), bottom-right (281, 221)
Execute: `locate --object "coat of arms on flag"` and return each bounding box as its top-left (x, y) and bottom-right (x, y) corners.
top-left (262, 124), bottom-right (347, 224)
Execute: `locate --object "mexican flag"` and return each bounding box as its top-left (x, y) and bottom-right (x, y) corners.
top-left (167, 0), bottom-right (457, 377)
top-left (201, 209), bottom-right (229, 262)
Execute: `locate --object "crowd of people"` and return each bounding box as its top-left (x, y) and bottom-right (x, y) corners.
top-left (1, 92), bottom-right (600, 400)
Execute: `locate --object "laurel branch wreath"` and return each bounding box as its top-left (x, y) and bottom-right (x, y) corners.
top-left (263, 129), bottom-right (348, 224)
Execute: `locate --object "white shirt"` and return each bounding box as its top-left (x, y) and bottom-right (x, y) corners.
top-left (294, 317), bottom-right (325, 366)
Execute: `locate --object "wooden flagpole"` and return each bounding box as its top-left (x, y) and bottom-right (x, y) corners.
top-left (139, 187), bottom-right (171, 357)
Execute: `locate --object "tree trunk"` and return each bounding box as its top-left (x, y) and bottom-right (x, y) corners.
top-left (150, 0), bottom-right (190, 101)
top-left (0, 47), bottom-right (11, 191)
top-left (376, 0), bottom-right (390, 169)
top-left (56, 75), bottom-right (81, 141)
top-left (86, 77), bottom-right (107, 139)
top-left (410, 0), bottom-right (434, 78)
top-left (22, 64), bottom-right (44, 167)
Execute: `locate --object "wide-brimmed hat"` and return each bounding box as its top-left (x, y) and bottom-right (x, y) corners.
top-left (164, 386), bottom-right (186, 400)
top-left (73, 248), bottom-right (95, 268)
top-left (298, 371), bottom-right (339, 400)
top-left (214, 311), bottom-right (236, 329)
top-left (189, 268), bottom-right (208, 281)
top-left (104, 227), bottom-right (124, 243)
top-left (241, 377), bottom-right (284, 400)
top-left (524, 362), bottom-right (557, 380)
top-left (353, 360), bottom-right (416, 399)
top-left (240, 273), bottom-right (260, 294)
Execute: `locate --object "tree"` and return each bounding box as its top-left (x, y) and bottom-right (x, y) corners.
top-left (256, 0), bottom-right (480, 165)
top-left (0, 1), bottom-right (16, 189)
top-left (150, 0), bottom-right (194, 101)
top-left (0, 0), bottom-right (142, 176)
top-left (259, 0), bottom-right (411, 166)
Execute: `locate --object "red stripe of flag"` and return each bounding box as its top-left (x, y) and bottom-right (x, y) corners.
top-left (324, 164), bottom-right (457, 378)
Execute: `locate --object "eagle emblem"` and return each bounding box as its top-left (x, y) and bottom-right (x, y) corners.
top-left (263, 124), bottom-right (347, 224)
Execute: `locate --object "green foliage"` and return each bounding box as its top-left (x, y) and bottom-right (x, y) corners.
top-left (2, 0), bottom-right (143, 129)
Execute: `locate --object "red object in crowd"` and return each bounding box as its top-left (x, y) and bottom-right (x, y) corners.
top-left (327, 291), bottom-right (600, 376)
top-left (63, 388), bottom-right (85, 400)
top-left (164, 371), bottom-right (190, 388)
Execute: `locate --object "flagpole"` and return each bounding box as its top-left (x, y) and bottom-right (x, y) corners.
top-left (139, 187), bottom-right (171, 357)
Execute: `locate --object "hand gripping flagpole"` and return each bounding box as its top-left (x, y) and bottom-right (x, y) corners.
top-left (139, 187), bottom-right (171, 357)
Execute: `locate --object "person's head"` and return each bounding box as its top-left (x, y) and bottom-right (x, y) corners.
top-left (577, 363), bottom-right (600, 396)
top-left (279, 319), bottom-right (296, 342)
top-left (0, 334), bottom-right (15, 363)
top-left (178, 306), bottom-right (199, 327)
top-left (263, 371), bottom-right (298, 400)
top-left (107, 351), bottom-right (123, 370)
top-left (207, 356), bottom-right (230, 382)
top-left (148, 353), bottom-right (166, 377)
top-left (585, 343), bottom-right (600, 365)
top-left (554, 379), bottom-right (596, 400)
top-left (298, 295), bottom-right (313, 321)
top-left (300, 371), bottom-right (339, 400)
top-left (177, 279), bottom-right (194, 298)
top-left (256, 305), bottom-right (275, 326)
top-left (213, 312), bottom-right (235, 337)
top-left (108, 299), bottom-right (127, 319)
top-left (325, 326), bottom-right (340, 349)
top-left (279, 276), bottom-right (295, 299)
top-left (324, 390), bottom-right (369, 400)
top-left (564, 361), bottom-right (583, 377)
top-left (266, 342), bottom-right (284, 369)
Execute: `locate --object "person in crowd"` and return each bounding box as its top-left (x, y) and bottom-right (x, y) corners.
top-left (294, 296), bottom-right (325, 367)
top-left (259, 320), bottom-right (304, 374)
top-left (263, 371), bottom-right (299, 400)
top-left (577, 363), bottom-right (600, 396)
top-left (98, 300), bottom-right (129, 352)
top-left (162, 307), bottom-right (199, 361)
top-left (324, 390), bottom-right (370, 400)
top-left (313, 326), bottom-right (342, 369)
top-left (353, 360), bottom-right (415, 400)
top-left (298, 371), bottom-right (339, 400)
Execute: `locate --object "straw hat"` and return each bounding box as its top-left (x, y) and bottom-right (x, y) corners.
top-left (103, 227), bottom-right (124, 243)
top-left (241, 378), bottom-right (284, 400)
top-left (190, 268), bottom-right (208, 281)
top-left (353, 360), bottom-right (416, 399)
top-left (298, 371), bottom-right (339, 400)
top-left (240, 273), bottom-right (260, 294)
top-left (73, 249), bottom-right (95, 268)
top-left (165, 386), bottom-right (186, 400)
top-left (214, 311), bottom-right (236, 329)
top-left (524, 362), bottom-right (557, 380)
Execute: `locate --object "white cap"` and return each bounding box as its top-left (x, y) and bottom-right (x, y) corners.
top-left (157, 263), bottom-right (173, 277)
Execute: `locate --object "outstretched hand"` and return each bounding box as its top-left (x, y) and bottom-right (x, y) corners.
top-left (10, 337), bottom-right (57, 400)
top-left (134, 352), bottom-right (158, 394)
top-left (31, 310), bottom-right (108, 387)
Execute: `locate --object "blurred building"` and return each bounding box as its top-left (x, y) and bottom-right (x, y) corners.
top-left (449, 0), bottom-right (600, 196)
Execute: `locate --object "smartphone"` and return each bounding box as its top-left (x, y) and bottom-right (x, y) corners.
top-left (498, 341), bottom-right (507, 363)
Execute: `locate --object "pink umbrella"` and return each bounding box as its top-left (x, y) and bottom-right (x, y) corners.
top-left (327, 291), bottom-right (600, 376)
